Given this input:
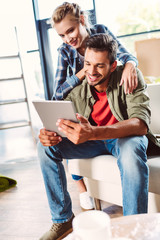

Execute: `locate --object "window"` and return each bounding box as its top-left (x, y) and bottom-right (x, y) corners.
top-left (37, 0), bottom-right (94, 19)
top-left (95, 0), bottom-right (160, 55)
top-left (0, 0), bottom-right (44, 99)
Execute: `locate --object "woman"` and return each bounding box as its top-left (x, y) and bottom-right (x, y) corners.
top-left (51, 2), bottom-right (138, 210)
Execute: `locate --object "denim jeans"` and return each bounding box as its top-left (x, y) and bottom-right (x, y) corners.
top-left (37, 136), bottom-right (148, 223)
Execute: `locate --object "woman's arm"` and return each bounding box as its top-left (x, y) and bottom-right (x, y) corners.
top-left (53, 51), bottom-right (81, 100)
top-left (120, 61), bottom-right (138, 94)
top-left (106, 26), bottom-right (138, 93)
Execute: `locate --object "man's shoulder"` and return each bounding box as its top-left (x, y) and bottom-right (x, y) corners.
top-left (71, 80), bottom-right (88, 95)
top-left (65, 80), bottom-right (88, 100)
top-left (114, 65), bottom-right (144, 80)
top-left (115, 65), bottom-right (124, 73)
top-left (110, 65), bottom-right (145, 89)
top-left (111, 65), bottom-right (124, 82)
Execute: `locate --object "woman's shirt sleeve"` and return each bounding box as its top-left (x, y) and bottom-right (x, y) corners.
top-left (53, 49), bottom-right (81, 100)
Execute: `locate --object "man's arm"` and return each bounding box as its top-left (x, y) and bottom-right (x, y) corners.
top-left (57, 114), bottom-right (148, 145)
top-left (91, 118), bottom-right (147, 140)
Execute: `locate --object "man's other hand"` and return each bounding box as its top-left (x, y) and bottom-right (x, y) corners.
top-left (39, 128), bottom-right (62, 146)
top-left (56, 114), bottom-right (94, 144)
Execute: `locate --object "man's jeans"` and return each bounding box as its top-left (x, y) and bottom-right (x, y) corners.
top-left (37, 136), bottom-right (149, 223)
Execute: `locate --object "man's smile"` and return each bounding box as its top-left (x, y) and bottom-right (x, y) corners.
top-left (87, 73), bottom-right (101, 82)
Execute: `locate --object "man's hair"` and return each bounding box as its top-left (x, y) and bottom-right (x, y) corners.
top-left (85, 34), bottom-right (118, 64)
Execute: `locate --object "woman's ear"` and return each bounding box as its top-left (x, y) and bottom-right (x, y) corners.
top-left (80, 15), bottom-right (85, 26)
top-left (110, 61), bottom-right (117, 73)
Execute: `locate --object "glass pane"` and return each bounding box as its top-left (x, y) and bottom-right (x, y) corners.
top-left (0, 58), bottom-right (22, 79)
top-left (15, 0), bottom-right (38, 52)
top-left (48, 28), bottom-right (61, 75)
top-left (0, 27), bottom-right (18, 56)
top-left (38, 0), bottom-right (94, 19)
top-left (0, 102), bottom-right (29, 123)
top-left (25, 52), bottom-right (45, 99)
top-left (0, 80), bottom-right (25, 101)
top-left (0, 0), bottom-right (38, 52)
top-left (118, 32), bottom-right (160, 79)
top-left (95, 0), bottom-right (160, 36)
top-left (118, 32), bottom-right (160, 56)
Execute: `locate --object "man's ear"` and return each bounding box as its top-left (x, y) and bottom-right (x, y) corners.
top-left (110, 60), bottom-right (117, 73)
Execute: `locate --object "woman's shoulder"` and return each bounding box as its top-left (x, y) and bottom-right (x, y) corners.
top-left (57, 43), bottom-right (73, 53)
top-left (57, 43), bottom-right (78, 60)
top-left (89, 24), bottom-right (109, 34)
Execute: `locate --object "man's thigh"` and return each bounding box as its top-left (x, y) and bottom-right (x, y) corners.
top-left (51, 138), bottom-right (108, 160)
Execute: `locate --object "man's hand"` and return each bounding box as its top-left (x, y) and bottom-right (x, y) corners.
top-left (120, 62), bottom-right (138, 94)
top-left (39, 128), bottom-right (62, 146)
top-left (56, 114), bottom-right (94, 144)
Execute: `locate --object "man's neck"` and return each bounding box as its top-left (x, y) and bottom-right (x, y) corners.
top-left (94, 86), bottom-right (107, 93)
top-left (94, 77), bottom-right (110, 93)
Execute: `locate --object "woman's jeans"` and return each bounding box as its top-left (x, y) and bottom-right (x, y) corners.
top-left (37, 136), bottom-right (149, 223)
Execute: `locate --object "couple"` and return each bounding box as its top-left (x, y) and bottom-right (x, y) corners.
top-left (51, 1), bottom-right (138, 211)
top-left (37, 2), bottom-right (159, 240)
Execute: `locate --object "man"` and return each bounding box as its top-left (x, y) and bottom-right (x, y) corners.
top-left (38, 33), bottom-right (153, 240)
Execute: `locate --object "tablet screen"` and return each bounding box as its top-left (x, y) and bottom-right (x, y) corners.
top-left (32, 100), bottom-right (77, 137)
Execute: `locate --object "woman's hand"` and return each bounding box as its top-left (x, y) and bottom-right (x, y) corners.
top-left (120, 62), bottom-right (138, 94)
top-left (39, 128), bottom-right (62, 146)
top-left (76, 68), bottom-right (85, 81)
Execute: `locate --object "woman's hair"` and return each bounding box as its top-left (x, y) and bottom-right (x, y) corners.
top-left (85, 34), bottom-right (118, 64)
top-left (51, 2), bottom-right (84, 27)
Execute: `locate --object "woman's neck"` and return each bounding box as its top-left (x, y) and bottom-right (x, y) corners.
top-left (77, 34), bottom-right (89, 56)
top-left (77, 46), bottom-right (86, 56)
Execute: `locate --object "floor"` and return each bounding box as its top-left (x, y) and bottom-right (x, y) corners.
top-left (0, 126), bottom-right (122, 240)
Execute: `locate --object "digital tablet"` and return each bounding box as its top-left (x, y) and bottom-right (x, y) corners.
top-left (32, 100), bottom-right (78, 137)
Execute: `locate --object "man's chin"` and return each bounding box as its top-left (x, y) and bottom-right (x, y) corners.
top-left (87, 80), bottom-right (97, 86)
top-left (87, 77), bottom-right (100, 85)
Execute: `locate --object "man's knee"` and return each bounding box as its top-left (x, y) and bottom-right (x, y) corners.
top-left (37, 141), bottom-right (64, 165)
top-left (117, 136), bottom-right (148, 171)
top-left (118, 136), bottom-right (148, 156)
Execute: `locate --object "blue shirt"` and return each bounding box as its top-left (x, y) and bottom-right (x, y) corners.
top-left (53, 24), bottom-right (138, 100)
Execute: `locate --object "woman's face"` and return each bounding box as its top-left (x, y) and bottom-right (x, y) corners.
top-left (54, 14), bottom-right (88, 49)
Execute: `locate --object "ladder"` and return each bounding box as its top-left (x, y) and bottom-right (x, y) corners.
top-left (0, 28), bottom-right (34, 139)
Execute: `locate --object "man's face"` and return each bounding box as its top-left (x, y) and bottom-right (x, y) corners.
top-left (84, 48), bottom-right (116, 90)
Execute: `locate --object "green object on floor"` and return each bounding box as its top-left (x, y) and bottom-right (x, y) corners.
top-left (0, 175), bottom-right (17, 192)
